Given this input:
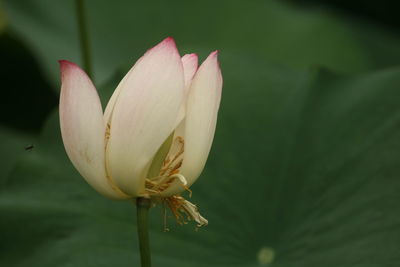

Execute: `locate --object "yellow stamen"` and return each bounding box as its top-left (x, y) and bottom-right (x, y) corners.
top-left (145, 136), bottom-right (207, 227)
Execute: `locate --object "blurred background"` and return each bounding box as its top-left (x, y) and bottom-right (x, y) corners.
top-left (1, 0), bottom-right (400, 266)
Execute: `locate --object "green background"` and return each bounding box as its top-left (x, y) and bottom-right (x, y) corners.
top-left (1, 0), bottom-right (400, 266)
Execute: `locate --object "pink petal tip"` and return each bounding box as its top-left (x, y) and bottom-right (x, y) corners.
top-left (58, 60), bottom-right (80, 72)
top-left (58, 60), bottom-right (84, 81)
top-left (210, 50), bottom-right (219, 57)
top-left (59, 59), bottom-right (77, 67)
top-left (145, 36), bottom-right (179, 56)
top-left (187, 53), bottom-right (198, 59)
top-left (159, 36), bottom-right (177, 49)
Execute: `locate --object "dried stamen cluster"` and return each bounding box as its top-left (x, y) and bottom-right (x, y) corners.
top-left (145, 136), bottom-right (207, 227)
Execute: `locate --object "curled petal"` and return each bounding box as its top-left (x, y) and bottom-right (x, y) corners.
top-left (181, 53), bottom-right (198, 90)
top-left (175, 53), bottom-right (199, 125)
top-left (59, 60), bottom-right (128, 199)
top-left (107, 37), bottom-right (185, 196)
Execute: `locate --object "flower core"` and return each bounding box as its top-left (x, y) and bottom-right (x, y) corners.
top-left (146, 136), bottom-right (208, 227)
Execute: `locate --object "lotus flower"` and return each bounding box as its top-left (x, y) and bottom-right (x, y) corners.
top-left (59, 37), bottom-right (222, 226)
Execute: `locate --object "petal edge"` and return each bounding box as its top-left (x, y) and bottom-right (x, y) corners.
top-left (59, 60), bottom-right (128, 199)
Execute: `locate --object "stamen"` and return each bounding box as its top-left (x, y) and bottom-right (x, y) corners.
top-left (145, 188), bottom-right (160, 194)
top-left (181, 200), bottom-right (208, 227)
top-left (145, 173), bottom-right (189, 195)
top-left (169, 174), bottom-right (187, 186)
top-left (105, 123), bottom-right (111, 140)
top-left (184, 186), bottom-right (193, 198)
top-left (160, 136), bottom-right (184, 176)
top-left (164, 196), bottom-right (208, 227)
top-left (144, 135), bottom-right (207, 227)
top-left (170, 173), bottom-right (192, 197)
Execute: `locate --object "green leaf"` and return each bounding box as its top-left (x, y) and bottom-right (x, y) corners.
top-left (5, 0), bottom-right (400, 89)
top-left (0, 126), bottom-right (36, 185)
top-left (1, 51), bottom-right (400, 266)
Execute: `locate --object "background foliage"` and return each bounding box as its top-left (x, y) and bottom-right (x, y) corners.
top-left (1, 0), bottom-right (400, 266)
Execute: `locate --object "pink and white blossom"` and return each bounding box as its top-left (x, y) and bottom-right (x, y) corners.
top-left (59, 37), bottom-right (222, 226)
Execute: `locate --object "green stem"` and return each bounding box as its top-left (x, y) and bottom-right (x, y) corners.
top-left (75, 0), bottom-right (93, 78)
top-left (136, 198), bottom-right (152, 267)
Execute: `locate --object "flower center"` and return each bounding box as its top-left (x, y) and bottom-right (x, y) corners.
top-left (145, 135), bottom-right (208, 228)
top-left (145, 136), bottom-right (190, 194)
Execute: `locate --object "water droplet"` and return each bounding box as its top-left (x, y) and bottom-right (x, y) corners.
top-left (257, 247), bottom-right (275, 265)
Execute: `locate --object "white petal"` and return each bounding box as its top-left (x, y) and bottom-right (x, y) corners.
top-left (175, 53), bottom-right (199, 125)
top-left (103, 58), bottom-right (141, 125)
top-left (103, 68), bottom-right (131, 125)
top-left (162, 51), bottom-right (222, 196)
top-left (59, 60), bottom-right (128, 199)
top-left (104, 52), bottom-right (189, 125)
top-left (107, 37), bottom-right (185, 196)
top-left (181, 53), bottom-right (198, 90)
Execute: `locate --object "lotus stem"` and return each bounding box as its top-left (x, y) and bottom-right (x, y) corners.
top-left (136, 197), bottom-right (152, 267)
